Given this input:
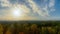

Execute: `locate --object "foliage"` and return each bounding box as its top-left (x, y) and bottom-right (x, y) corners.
top-left (0, 21), bottom-right (60, 34)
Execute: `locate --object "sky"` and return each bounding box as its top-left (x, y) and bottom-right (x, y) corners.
top-left (0, 0), bottom-right (60, 21)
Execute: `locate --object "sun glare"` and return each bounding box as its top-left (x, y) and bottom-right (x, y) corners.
top-left (12, 7), bottom-right (23, 18)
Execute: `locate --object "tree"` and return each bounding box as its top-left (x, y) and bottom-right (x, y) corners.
top-left (5, 28), bottom-right (12, 34)
top-left (0, 24), bottom-right (3, 34)
top-left (30, 24), bottom-right (38, 34)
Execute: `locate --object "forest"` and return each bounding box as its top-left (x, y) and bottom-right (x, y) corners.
top-left (0, 21), bottom-right (60, 34)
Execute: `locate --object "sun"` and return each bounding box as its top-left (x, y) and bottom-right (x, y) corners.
top-left (13, 8), bottom-right (20, 16)
top-left (11, 6), bottom-right (23, 18)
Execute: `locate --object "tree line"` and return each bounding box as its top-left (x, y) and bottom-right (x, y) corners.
top-left (0, 21), bottom-right (60, 34)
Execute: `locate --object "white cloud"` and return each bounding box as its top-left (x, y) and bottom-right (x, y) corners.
top-left (39, 0), bottom-right (55, 16)
top-left (0, 0), bottom-right (50, 17)
top-left (49, 0), bottom-right (55, 11)
top-left (0, 0), bottom-right (56, 20)
top-left (0, 0), bottom-right (12, 7)
top-left (49, 0), bottom-right (55, 8)
top-left (26, 0), bottom-right (49, 17)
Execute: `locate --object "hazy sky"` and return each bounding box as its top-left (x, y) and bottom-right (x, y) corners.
top-left (0, 0), bottom-right (60, 21)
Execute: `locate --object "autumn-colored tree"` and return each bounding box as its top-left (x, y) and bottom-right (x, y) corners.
top-left (30, 24), bottom-right (38, 34)
top-left (19, 32), bottom-right (24, 34)
top-left (5, 30), bottom-right (12, 34)
top-left (41, 27), bottom-right (48, 34)
top-left (31, 24), bottom-right (37, 31)
top-left (23, 23), bottom-right (30, 34)
top-left (0, 24), bottom-right (3, 34)
top-left (47, 26), bottom-right (57, 34)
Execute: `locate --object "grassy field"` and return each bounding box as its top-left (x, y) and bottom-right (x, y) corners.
top-left (0, 21), bottom-right (60, 34)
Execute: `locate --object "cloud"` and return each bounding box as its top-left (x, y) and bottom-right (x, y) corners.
top-left (0, 0), bottom-right (56, 20)
top-left (25, 0), bottom-right (49, 17)
top-left (49, 0), bottom-right (55, 8)
top-left (0, 0), bottom-right (50, 17)
top-left (49, 0), bottom-right (55, 11)
top-left (37, 0), bottom-right (55, 16)
top-left (0, 0), bottom-right (11, 7)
